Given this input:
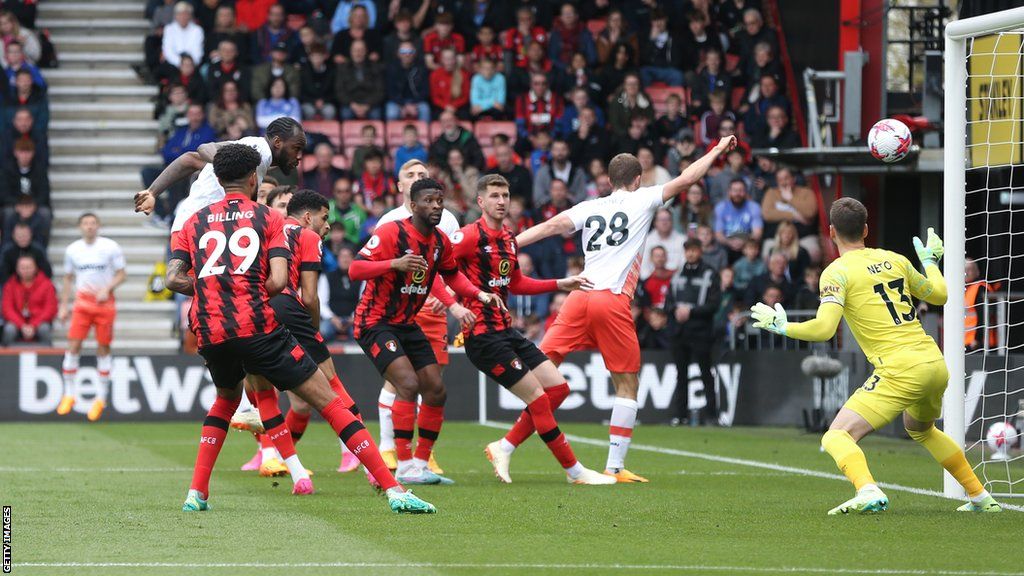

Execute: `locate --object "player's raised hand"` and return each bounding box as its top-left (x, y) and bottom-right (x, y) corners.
top-left (390, 253), bottom-right (428, 273)
top-left (750, 302), bottom-right (788, 335)
top-left (556, 275), bottom-right (594, 292)
top-left (912, 227), bottom-right (944, 267)
top-left (134, 189), bottom-right (156, 215)
top-left (449, 302), bottom-right (476, 330)
top-left (714, 135), bottom-right (738, 153)
top-left (477, 292), bottom-right (507, 313)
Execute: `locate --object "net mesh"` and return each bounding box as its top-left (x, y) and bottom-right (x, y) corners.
top-left (963, 31), bottom-right (1024, 497)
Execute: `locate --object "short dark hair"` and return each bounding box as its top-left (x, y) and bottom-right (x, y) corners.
top-left (608, 153), bottom-right (642, 189)
top-left (15, 194), bottom-right (35, 206)
top-left (265, 116), bottom-right (304, 142)
top-left (684, 238), bottom-right (702, 251)
top-left (266, 185), bottom-right (295, 207)
top-left (363, 147), bottom-right (384, 162)
top-left (213, 143), bottom-right (262, 185)
top-left (476, 173), bottom-right (509, 196)
top-left (262, 175), bottom-right (279, 187)
top-left (78, 212), bottom-right (98, 224)
top-left (409, 177), bottom-right (443, 200)
top-left (830, 197), bottom-right (868, 242)
top-left (287, 189), bottom-right (329, 217)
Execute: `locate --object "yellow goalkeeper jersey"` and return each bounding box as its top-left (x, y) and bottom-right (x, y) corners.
top-left (819, 247), bottom-right (944, 371)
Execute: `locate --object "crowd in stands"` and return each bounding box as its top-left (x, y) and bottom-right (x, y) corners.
top-left (0, 1), bottom-right (58, 346)
top-left (141, 0), bottom-right (818, 350)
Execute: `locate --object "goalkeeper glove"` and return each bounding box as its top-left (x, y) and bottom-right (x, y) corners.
top-left (750, 302), bottom-right (788, 336)
top-left (912, 227), bottom-right (944, 267)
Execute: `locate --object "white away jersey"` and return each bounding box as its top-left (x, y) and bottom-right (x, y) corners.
top-left (376, 204), bottom-right (460, 237)
top-left (171, 136), bottom-right (274, 232)
top-left (563, 186), bottom-right (665, 295)
top-left (63, 237), bottom-right (126, 295)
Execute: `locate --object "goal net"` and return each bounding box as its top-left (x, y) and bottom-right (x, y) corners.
top-left (946, 8), bottom-right (1024, 498)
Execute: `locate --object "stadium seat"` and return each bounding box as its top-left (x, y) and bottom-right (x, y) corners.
top-left (474, 121), bottom-right (517, 148)
top-left (302, 120), bottom-right (341, 148)
top-left (647, 86), bottom-right (688, 116)
top-left (429, 120), bottom-right (474, 141)
top-left (341, 119), bottom-right (386, 150)
top-left (386, 120), bottom-right (430, 149)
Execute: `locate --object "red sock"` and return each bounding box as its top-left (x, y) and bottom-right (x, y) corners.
top-left (527, 394), bottom-right (577, 469)
top-left (255, 390), bottom-right (296, 460)
top-left (320, 397), bottom-right (399, 490)
top-left (285, 409), bottom-right (311, 442)
top-left (329, 374), bottom-right (364, 422)
top-left (190, 395), bottom-right (241, 498)
top-left (391, 399), bottom-right (417, 462)
top-left (258, 434), bottom-right (274, 449)
top-left (505, 383), bottom-right (571, 447)
top-left (414, 404), bottom-right (444, 462)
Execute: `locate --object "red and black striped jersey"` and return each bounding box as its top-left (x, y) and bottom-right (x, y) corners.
top-left (171, 192), bottom-right (289, 347)
top-left (352, 219), bottom-right (457, 337)
top-left (282, 216), bottom-right (323, 300)
top-left (450, 219), bottom-right (520, 336)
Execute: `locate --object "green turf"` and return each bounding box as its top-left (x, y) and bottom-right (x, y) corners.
top-left (2, 421), bottom-right (1022, 576)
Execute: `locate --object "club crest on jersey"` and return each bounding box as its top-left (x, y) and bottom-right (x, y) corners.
top-left (385, 340), bottom-right (397, 352)
top-left (411, 269), bottom-right (426, 284)
top-left (498, 259), bottom-right (512, 276)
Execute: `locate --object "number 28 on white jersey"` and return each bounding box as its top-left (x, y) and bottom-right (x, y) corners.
top-left (562, 185), bottom-right (664, 295)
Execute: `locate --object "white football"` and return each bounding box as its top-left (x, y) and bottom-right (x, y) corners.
top-left (867, 118), bottom-right (912, 163)
top-left (986, 421), bottom-right (1018, 458)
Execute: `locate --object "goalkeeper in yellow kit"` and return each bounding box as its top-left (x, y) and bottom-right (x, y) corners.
top-left (750, 197), bottom-right (1001, 515)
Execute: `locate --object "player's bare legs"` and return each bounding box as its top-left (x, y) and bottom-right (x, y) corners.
top-left (249, 375), bottom-right (312, 494)
top-left (485, 363), bottom-right (614, 485)
top-left (903, 412), bottom-right (999, 512)
top-left (383, 357), bottom-right (451, 484)
top-left (183, 384), bottom-right (244, 511)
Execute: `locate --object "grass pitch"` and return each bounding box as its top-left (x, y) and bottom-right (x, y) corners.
top-left (3, 421), bottom-right (1023, 576)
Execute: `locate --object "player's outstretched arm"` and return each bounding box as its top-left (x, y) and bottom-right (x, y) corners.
top-left (348, 254), bottom-right (427, 280)
top-left (516, 213), bottom-right (575, 248)
top-left (661, 135), bottom-right (737, 202)
top-left (134, 142), bottom-right (225, 214)
top-left (910, 227), bottom-right (947, 305)
top-left (750, 301), bottom-right (843, 342)
top-left (441, 268), bottom-right (508, 313)
top-left (165, 258), bottom-right (195, 296)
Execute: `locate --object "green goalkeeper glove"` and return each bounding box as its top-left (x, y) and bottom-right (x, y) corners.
top-left (912, 227), bottom-right (944, 267)
top-left (750, 302), bottom-right (788, 336)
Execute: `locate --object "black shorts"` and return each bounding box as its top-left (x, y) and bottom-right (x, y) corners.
top-left (356, 322), bottom-right (437, 375)
top-left (270, 294), bottom-right (331, 364)
top-left (200, 327), bottom-right (319, 391)
top-left (465, 328), bottom-right (549, 389)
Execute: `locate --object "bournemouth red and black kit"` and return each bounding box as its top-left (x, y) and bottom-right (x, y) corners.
top-left (269, 217), bottom-right (331, 365)
top-left (449, 218), bottom-right (557, 388)
top-left (171, 192), bottom-right (318, 390)
top-left (351, 219), bottom-right (458, 374)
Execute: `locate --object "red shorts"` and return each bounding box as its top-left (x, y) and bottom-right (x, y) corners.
top-left (68, 294), bottom-right (116, 346)
top-left (540, 290), bottom-right (640, 374)
top-left (416, 307), bottom-right (449, 366)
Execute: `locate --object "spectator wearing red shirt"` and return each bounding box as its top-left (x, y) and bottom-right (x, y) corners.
top-left (2, 255), bottom-right (57, 346)
top-left (641, 246), bottom-right (674, 310)
top-left (355, 149), bottom-right (396, 206)
top-left (423, 13), bottom-right (465, 70)
top-left (514, 72), bottom-right (563, 140)
top-left (429, 47), bottom-right (471, 118)
top-left (470, 26), bottom-right (504, 70)
top-left (547, 3), bottom-right (596, 69)
top-left (234, 0), bottom-right (276, 32)
top-left (502, 6), bottom-right (547, 69)
top-left (536, 178), bottom-right (576, 256)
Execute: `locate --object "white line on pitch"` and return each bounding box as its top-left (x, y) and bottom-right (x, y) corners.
top-left (14, 562), bottom-right (1024, 575)
top-left (479, 421), bottom-right (1024, 513)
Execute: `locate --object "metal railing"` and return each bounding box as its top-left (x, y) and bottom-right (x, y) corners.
top-left (728, 309), bottom-right (840, 352)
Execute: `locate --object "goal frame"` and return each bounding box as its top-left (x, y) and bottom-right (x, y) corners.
top-left (943, 6), bottom-right (1024, 498)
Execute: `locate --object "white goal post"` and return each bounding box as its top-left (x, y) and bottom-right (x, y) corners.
top-left (944, 7), bottom-right (1024, 498)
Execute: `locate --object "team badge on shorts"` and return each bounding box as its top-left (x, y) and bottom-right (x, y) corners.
top-left (385, 340), bottom-right (398, 352)
top-left (511, 359), bottom-right (522, 370)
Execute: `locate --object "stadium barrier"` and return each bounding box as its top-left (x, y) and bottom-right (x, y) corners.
top-left (2, 350), bottom-right (1015, 436)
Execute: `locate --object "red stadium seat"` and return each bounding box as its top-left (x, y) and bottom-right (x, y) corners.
top-left (647, 86), bottom-right (688, 116)
top-left (341, 119), bottom-right (385, 149)
top-left (302, 120), bottom-right (341, 148)
top-left (474, 121), bottom-right (517, 147)
top-left (429, 120), bottom-right (473, 141)
top-left (386, 120), bottom-right (430, 149)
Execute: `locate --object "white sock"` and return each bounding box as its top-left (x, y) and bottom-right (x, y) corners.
top-left (564, 461), bottom-right (585, 479)
top-left (339, 438), bottom-right (352, 454)
top-left (62, 352), bottom-right (80, 398)
top-left (971, 490), bottom-right (991, 504)
top-left (498, 438), bottom-right (516, 454)
top-left (858, 483), bottom-right (880, 494)
top-left (378, 388), bottom-right (397, 451)
top-left (606, 397), bottom-right (638, 471)
top-left (96, 355), bottom-right (112, 402)
top-left (396, 459), bottom-right (415, 475)
top-left (261, 447), bottom-right (278, 462)
top-left (412, 457), bottom-right (429, 470)
top-left (283, 454), bottom-right (309, 483)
